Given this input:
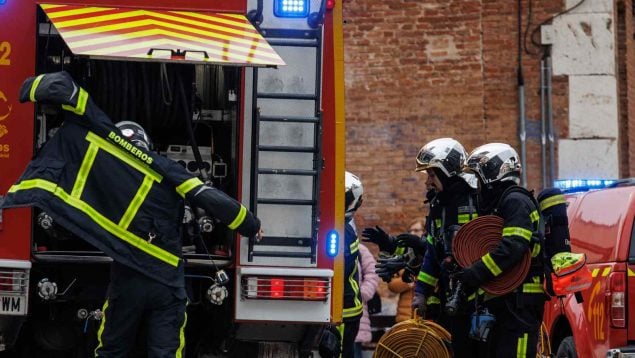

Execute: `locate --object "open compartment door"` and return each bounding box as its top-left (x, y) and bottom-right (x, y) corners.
top-left (39, 3), bottom-right (285, 67)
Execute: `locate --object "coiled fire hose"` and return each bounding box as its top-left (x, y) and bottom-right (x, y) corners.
top-left (374, 316), bottom-right (452, 358)
top-left (452, 215), bottom-right (531, 295)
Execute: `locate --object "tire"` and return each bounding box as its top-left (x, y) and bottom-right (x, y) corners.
top-left (556, 336), bottom-right (577, 358)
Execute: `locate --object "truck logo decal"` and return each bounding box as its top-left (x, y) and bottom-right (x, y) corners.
top-left (587, 281), bottom-right (605, 341)
top-left (0, 90), bottom-right (11, 122)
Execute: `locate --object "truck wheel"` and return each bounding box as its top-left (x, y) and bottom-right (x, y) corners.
top-left (556, 336), bottom-right (577, 358)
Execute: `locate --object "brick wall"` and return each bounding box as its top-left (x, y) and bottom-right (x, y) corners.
top-left (343, 0), bottom-right (569, 234)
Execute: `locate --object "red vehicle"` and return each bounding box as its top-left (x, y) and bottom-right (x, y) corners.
top-left (542, 179), bottom-right (635, 357)
top-left (0, 0), bottom-right (346, 356)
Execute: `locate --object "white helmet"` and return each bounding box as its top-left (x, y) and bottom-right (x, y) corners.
top-left (345, 171), bottom-right (363, 218)
top-left (464, 143), bottom-right (521, 185)
top-left (415, 138), bottom-right (467, 178)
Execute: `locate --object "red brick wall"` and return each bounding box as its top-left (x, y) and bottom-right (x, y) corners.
top-left (343, 0), bottom-right (569, 234)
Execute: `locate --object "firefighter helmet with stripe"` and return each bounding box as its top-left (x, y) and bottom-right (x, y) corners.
top-left (115, 121), bottom-right (152, 151)
top-left (415, 138), bottom-right (467, 178)
top-left (464, 143), bottom-right (521, 186)
top-left (345, 171), bottom-right (363, 218)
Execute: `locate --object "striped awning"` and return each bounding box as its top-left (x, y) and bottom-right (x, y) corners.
top-left (40, 4), bottom-right (285, 67)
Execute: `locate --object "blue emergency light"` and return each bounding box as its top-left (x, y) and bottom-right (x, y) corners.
top-left (0, 0), bottom-right (6, 5)
top-left (554, 179), bottom-right (616, 193)
top-left (326, 230), bottom-right (339, 257)
top-left (274, 0), bottom-right (309, 18)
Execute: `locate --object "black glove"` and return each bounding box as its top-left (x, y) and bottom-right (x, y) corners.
top-left (453, 269), bottom-right (479, 296)
top-left (411, 292), bottom-right (426, 317)
top-left (375, 255), bottom-right (407, 282)
top-left (362, 226), bottom-right (397, 253)
top-left (401, 265), bottom-right (418, 283)
top-left (395, 233), bottom-right (427, 255)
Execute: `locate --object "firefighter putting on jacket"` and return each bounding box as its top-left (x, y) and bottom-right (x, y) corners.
top-left (408, 138), bottom-right (481, 357)
top-left (2, 71), bottom-right (263, 357)
top-left (455, 143), bottom-right (545, 358)
top-left (339, 171), bottom-right (364, 358)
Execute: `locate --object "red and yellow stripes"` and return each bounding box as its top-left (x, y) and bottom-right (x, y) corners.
top-left (40, 4), bottom-right (285, 66)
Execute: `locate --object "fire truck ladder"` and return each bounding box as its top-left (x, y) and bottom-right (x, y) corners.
top-left (248, 29), bottom-right (323, 266)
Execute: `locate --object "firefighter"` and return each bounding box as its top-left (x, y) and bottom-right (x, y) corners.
top-left (3, 71), bottom-right (263, 357)
top-left (406, 138), bottom-right (480, 357)
top-left (456, 143), bottom-right (545, 358)
top-left (340, 171), bottom-right (364, 358)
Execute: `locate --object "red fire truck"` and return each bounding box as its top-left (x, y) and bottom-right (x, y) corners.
top-left (542, 179), bottom-right (635, 358)
top-left (0, 0), bottom-right (346, 356)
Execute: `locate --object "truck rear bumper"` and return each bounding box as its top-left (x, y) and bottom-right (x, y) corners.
top-left (607, 347), bottom-right (635, 357)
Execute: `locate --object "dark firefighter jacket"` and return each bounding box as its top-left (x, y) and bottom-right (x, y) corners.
top-left (343, 219), bottom-right (362, 321)
top-left (415, 178), bottom-right (479, 303)
top-left (1, 72), bottom-right (260, 288)
top-left (460, 185), bottom-right (545, 300)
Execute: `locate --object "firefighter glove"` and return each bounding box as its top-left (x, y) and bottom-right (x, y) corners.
top-left (375, 255), bottom-right (407, 282)
top-left (362, 226), bottom-right (397, 253)
top-left (395, 233), bottom-right (427, 255)
top-left (411, 292), bottom-right (427, 317)
top-left (453, 269), bottom-right (479, 296)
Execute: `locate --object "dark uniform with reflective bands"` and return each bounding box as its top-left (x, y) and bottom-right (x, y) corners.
top-left (339, 219), bottom-right (362, 358)
top-left (415, 179), bottom-right (479, 357)
top-left (3, 72), bottom-right (261, 357)
top-left (460, 186), bottom-right (545, 358)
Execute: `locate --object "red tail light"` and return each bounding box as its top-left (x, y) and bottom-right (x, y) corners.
top-left (0, 270), bottom-right (27, 294)
top-left (326, 0), bottom-right (335, 9)
top-left (242, 276), bottom-right (330, 301)
top-left (608, 271), bottom-right (626, 328)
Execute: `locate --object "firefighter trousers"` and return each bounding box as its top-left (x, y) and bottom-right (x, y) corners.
top-left (94, 263), bottom-right (187, 358)
top-left (338, 318), bottom-right (360, 358)
top-left (485, 295), bottom-right (544, 358)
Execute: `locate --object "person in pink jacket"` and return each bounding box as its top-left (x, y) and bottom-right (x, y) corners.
top-left (354, 243), bottom-right (380, 357)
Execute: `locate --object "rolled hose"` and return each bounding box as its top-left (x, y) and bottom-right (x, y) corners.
top-left (452, 215), bottom-right (531, 296)
top-left (374, 318), bottom-right (452, 358)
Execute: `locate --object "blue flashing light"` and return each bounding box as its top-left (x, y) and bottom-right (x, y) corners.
top-left (554, 179), bottom-right (616, 193)
top-left (0, 0), bottom-right (5, 4)
top-left (326, 230), bottom-right (339, 257)
top-left (274, 0), bottom-right (309, 18)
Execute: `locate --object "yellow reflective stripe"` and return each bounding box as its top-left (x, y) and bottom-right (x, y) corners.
top-left (530, 210), bottom-right (540, 223)
top-left (29, 74), bottom-right (45, 102)
top-left (522, 283), bottom-right (543, 293)
top-left (540, 194), bottom-right (566, 211)
top-left (482, 253), bottom-right (502, 276)
top-left (427, 296), bottom-right (441, 304)
top-left (71, 143), bottom-right (99, 198)
top-left (351, 264), bottom-right (361, 306)
top-left (458, 213), bottom-right (478, 224)
top-left (503, 227), bottom-right (532, 241)
top-left (176, 309), bottom-right (187, 358)
top-left (517, 333), bottom-right (528, 357)
top-left (467, 288), bottom-right (485, 301)
top-left (61, 87), bottom-right (88, 115)
top-left (86, 132), bottom-right (162, 182)
top-left (434, 219), bottom-right (441, 228)
top-left (343, 305), bottom-right (363, 318)
top-left (394, 246), bottom-right (405, 255)
top-left (94, 299), bottom-right (109, 356)
top-left (9, 179), bottom-right (179, 267)
top-left (119, 176), bottom-right (154, 229)
top-left (426, 234), bottom-right (434, 245)
top-left (175, 177), bottom-right (203, 198)
top-left (349, 238), bottom-right (359, 254)
top-left (417, 271), bottom-right (438, 286)
top-left (228, 205), bottom-right (247, 230)
top-left (531, 243), bottom-right (541, 258)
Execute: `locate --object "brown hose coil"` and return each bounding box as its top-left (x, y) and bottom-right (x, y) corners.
top-left (374, 318), bottom-right (452, 358)
top-left (452, 215), bottom-right (531, 296)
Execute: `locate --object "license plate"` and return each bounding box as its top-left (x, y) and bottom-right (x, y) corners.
top-left (0, 295), bottom-right (27, 315)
